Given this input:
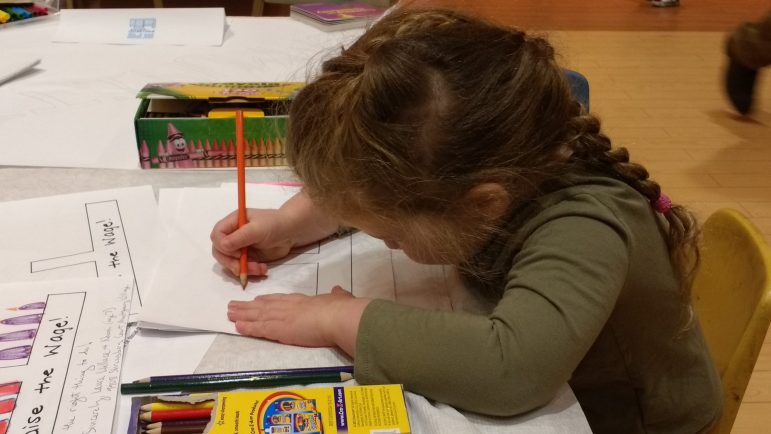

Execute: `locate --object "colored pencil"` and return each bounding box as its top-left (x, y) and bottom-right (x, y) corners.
top-left (236, 110), bottom-right (248, 289)
top-left (140, 401), bottom-right (214, 411)
top-left (139, 408), bottom-right (213, 422)
top-left (135, 365), bottom-right (354, 383)
top-left (145, 419), bottom-right (210, 429)
top-left (121, 371), bottom-right (353, 395)
top-left (145, 426), bottom-right (205, 434)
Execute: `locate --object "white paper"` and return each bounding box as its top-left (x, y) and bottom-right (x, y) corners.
top-left (0, 277), bottom-right (133, 434)
top-left (53, 8), bottom-right (226, 46)
top-left (0, 57), bottom-right (41, 86)
top-left (0, 186), bottom-right (166, 315)
top-left (139, 185), bottom-right (481, 333)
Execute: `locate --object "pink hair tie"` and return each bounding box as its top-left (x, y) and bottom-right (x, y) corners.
top-left (654, 194), bottom-right (672, 213)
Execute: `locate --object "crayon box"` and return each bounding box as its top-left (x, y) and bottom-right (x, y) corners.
top-left (126, 384), bottom-right (412, 434)
top-left (134, 82), bottom-right (304, 169)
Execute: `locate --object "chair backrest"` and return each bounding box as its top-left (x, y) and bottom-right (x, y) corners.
top-left (691, 208), bottom-right (771, 434)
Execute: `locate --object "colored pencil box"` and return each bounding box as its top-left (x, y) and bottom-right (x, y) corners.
top-left (134, 82), bottom-right (304, 170)
top-left (126, 384), bottom-right (412, 434)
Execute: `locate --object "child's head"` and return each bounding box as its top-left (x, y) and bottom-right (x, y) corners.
top-left (288, 8), bottom-right (578, 262)
top-left (287, 8), bottom-right (698, 301)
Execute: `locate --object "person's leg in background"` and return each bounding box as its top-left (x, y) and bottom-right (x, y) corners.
top-left (651, 0), bottom-right (679, 8)
top-left (725, 11), bottom-right (771, 115)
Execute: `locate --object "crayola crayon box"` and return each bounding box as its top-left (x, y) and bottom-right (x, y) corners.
top-left (134, 82), bottom-right (304, 169)
top-left (125, 385), bottom-right (412, 434)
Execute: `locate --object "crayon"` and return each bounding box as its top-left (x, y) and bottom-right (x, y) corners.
top-left (0, 9), bottom-right (10, 24)
top-left (26, 5), bottom-right (48, 16)
top-left (9, 6), bottom-right (30, 19)
top-left (0, 7), bottom-right (21, 21)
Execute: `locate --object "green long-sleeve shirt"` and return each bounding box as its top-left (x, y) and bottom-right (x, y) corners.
top-left (354, 175), bottom-right (721, 434)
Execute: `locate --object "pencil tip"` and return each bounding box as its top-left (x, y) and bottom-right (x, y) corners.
top-left (240, 273), bottom-right (248, 289)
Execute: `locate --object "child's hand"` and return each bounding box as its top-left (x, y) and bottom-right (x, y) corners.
top-left (227, 286), bottom-right (371, 354)
top-left (210, 209), bottom-right (294, 278)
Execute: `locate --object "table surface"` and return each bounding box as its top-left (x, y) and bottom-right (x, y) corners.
top-left (0, 14), bottom-right (591, 434)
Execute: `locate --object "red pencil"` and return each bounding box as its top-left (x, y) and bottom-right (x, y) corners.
top-left (139, 408), bottom-right (213, 423)
top-left (236, 110), bottom-right (248, 289)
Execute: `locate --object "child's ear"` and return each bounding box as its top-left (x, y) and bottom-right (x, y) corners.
top-left (465, 183), bottom-right (512, 221)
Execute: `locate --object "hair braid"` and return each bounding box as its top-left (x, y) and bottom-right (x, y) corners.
top-left (568, 113), bottom-right (701, 328)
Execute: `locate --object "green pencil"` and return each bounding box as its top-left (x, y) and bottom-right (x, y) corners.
top-left (120, 371), bottom-right (353, 395)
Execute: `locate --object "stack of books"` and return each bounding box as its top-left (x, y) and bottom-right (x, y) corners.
top-left (290, 1), bottom-right (387, 32)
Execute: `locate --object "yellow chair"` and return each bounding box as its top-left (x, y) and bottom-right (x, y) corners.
top-left (691, 208), bottom-right (771, 434)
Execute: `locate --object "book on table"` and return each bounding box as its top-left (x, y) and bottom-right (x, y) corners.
top-left (290, 1), bottom-right (387, 32)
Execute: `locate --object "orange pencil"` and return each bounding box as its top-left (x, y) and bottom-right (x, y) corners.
top-left (236, 110), bottom-right (248, 289)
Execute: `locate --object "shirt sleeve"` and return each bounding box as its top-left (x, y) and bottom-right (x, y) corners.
top-left (354, 213), bottom-right (630, 416)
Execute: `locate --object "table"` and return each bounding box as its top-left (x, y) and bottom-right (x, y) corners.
top-left (0, 14), bottom-right (591, 434)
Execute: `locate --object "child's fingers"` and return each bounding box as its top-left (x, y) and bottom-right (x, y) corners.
top-left (210, 211), bottom-right (239, 245)
top-left (212, 248), bottom-right (268, 278)
top-left (212, 246), bottom-right (239, 276)
top-left (247, 262), bottom-right (269, 276)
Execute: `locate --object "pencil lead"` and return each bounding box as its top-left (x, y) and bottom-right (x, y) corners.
top-left (240, 273), bottom-right (248, 289)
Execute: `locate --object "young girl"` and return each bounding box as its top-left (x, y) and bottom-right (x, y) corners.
top-left (211, 8), bottom-right (721, 433)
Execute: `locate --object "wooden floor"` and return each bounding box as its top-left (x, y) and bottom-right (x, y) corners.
top-left (413, 1), bottom-right (771, 433)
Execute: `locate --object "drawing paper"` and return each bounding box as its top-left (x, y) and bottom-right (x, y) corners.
top-left (0, 57), bottom-right (41, 87)
top-left (53, 8), bottom-right (226, 46)
top-left (139, 184), bottom-right (483, 333)
top-left (0, 277), bottom-right (133, 434)
top-left (0, 186), bottom-right (166, 315)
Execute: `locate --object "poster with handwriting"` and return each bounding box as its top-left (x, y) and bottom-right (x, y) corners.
top-left (0, 277), bottom-right (132, 434)
top-left (0, 186), bottom-right (166, 316)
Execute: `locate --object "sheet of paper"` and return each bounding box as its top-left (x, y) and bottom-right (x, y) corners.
top-left (0, 57), bottom-right (41, 87)
top-left (0, 277), bottom-right (133, 434)
top-left (53, 8), bottom-right (226, 46)
top-left (0, 186), bottom-right (166, 316)
top-left (139, 184), bottom-right (483, 333)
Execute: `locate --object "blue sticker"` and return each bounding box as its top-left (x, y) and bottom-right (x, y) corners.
top-left (128, 18), bottom-right (156, 39)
